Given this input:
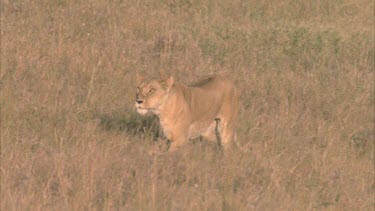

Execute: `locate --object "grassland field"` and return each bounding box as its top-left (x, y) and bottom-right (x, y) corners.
top-left (1, 0), bottom-right (374, 210)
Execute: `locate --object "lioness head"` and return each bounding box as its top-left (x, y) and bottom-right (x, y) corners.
top-left (135, 73), bottom-right (174, 115)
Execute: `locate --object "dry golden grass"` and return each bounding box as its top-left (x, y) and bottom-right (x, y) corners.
top-left (1, 0), bottom-right (374, 210)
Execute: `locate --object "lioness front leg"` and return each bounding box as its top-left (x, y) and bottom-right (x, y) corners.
top-left (167, 127), bottom-right (188, 152)
top-left (168, 135), bottom-right (187, 152)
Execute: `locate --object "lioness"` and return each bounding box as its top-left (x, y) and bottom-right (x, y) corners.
top-left (135, 74), bottom-right (238, 151)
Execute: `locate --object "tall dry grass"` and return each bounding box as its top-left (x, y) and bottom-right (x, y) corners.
top-left (1, 0), bottom-right (374, 210)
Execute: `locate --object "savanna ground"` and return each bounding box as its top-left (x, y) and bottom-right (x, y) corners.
top-left (1, 0), bottom-right (374, 210)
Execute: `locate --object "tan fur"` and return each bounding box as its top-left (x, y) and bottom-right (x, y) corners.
top-left (135, 74), bottom-right (238, 151)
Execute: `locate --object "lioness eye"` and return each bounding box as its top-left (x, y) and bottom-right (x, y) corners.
top-left (149, 88), bottom-right (155, 93)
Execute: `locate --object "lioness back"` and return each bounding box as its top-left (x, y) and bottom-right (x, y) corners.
top-left (185, 75), bottom-right (238, 123)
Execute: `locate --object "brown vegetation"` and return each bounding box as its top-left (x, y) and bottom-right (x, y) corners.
top-left (1, 0), bottom-right (374, 210)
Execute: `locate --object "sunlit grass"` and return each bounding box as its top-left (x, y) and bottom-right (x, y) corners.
top-left (1, 0), bottom-right (374, 210)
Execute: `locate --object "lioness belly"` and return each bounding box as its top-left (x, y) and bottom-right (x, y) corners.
top-left (187, 121), bottom-right (212, 139)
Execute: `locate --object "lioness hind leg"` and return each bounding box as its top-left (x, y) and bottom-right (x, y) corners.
top-left (201, 121), bottom-right (218, 142)
top-left (219, 121), bottom-right (235, 150)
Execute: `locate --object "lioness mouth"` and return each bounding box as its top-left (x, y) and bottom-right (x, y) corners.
top-left (136, 107), bottom-right (149, 115)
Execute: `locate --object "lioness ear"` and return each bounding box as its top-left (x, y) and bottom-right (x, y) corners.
top-left (163, 76), bottom-right (174, 90)
top-left (136, 73), bottom-right (144, 85)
